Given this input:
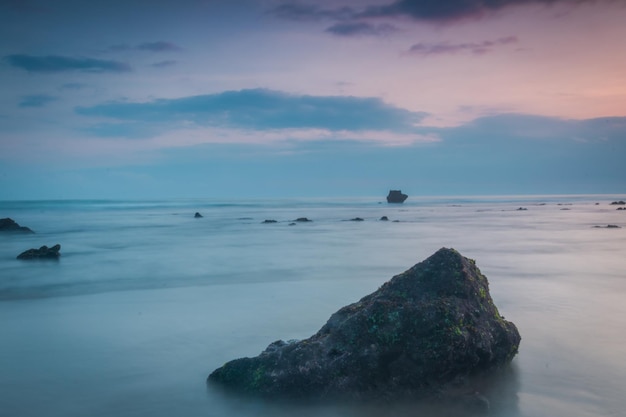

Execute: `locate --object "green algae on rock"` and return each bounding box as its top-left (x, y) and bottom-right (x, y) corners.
top-left (208, 248), bottom-right (521, 401)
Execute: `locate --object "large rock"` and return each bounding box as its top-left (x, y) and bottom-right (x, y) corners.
top-left (386, 190), bottom-right (408, 203)
top-left (17, 244), bottom-right (61, 260)
top-left (0, 218), bottom-right (34, 233)
top-left (208, 248), bottom-right (520, 401)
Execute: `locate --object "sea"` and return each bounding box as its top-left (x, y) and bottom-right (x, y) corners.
top-left (1, 195), bottom-right (625, 417)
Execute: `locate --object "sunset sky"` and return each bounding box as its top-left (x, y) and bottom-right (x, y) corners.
top-left (1, 0), bottom-right (625, 199)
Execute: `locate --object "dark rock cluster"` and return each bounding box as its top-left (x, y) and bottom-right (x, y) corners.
top-left (209, 248), bottom-right (520, 402)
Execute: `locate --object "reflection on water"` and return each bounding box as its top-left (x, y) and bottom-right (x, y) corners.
top-left (1, 196), bottom-right (625, 417)
top-left (208, 363), bottom-right (521, 417)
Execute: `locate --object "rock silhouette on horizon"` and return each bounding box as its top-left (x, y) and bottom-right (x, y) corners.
top-left (386, 190), bottom-right (408, 203)
top-left (0, 218), bottom-right (34, 233)
top-left (208, 248), bottom-right (521, 402)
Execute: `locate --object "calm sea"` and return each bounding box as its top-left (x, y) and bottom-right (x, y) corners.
top-left (1, 195), bottom-right (625, 417)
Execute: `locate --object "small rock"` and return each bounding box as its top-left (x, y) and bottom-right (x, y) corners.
top-left (17, 244), bottom-right (61, 260)
top-left (194, 212), bottom-right (203, 218)
top-left (0, 218), bottom-right (34, 233)
top-left (610, 201), bottom-right (625, 205)
top-left (380, 216), bottom-right (389, 221)
top-left (386, 190), bottom-right (408, 203)
top-left (262, 219), bottom-right (278, 224)
top-left (350, 217), bottom-right (364, 222)
top-left (294, 217), bottom-right (312, 222)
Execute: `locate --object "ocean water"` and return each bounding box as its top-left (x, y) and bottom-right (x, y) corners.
top-left (1, 195), bottom-right (625, 417)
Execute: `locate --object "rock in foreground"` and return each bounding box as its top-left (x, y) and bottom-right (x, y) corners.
top-left (17, 244), bottom-right (61, 260)
top-left (209, 248), bottom-right (520, 401)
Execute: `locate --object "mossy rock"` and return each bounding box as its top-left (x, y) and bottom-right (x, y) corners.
top-left (209, 248), bottom-right (521, 402)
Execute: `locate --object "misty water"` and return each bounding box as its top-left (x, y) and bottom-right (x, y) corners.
top-left (1, 196), bottom-right (625, 417)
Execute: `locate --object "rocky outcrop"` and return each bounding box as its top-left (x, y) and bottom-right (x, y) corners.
top-left (209, 248), bottom-right (520, 402)
top-left (294, 217), bottom-right (312, 222)
top-left (17, 244), bottom-right (61, 260)
top-left (386, 190), bottom-right (408, 203)
top-left (0, 218), bottom-right (34, 233)
top-left (194, 212), bottom-right (203, 218)
top-left (610, 201), bottom-right (625, 205)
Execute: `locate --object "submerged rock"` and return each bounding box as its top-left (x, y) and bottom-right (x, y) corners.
top-left (294, 217), bottom-right (312, 222)
top-left (386, 190), bottom-right (408, 204)
top-left (0, 218), bottom-right (34, 233)
top-left (208, 248), bottom-right (521, 401)
top-left (17, 244), bottom-right (61, 260)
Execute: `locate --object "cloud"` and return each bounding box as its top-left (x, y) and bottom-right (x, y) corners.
top-left (270, 3), bottom-right (355, 21)
top-left (18, 94), bottom-right (58, 108)
top-left (107, 41), bottom-right (182, 53)
top-left (359, 0), bottom-right (600, 22)
top-left (137, 41), bottom-right (182, 52)
top-left (326, 21), bottom-right (399, 36)
top-left (407, 36), bottom-right (518, 56)
top-left (151, 60), bottom-right (178, 68)
top-left (76, 88), bottom-right (427, 134)
top-left (273, 0), bottom-right (608, 26)
top-left (59, 82), bottom-right (87, 90)
top-left (4, 54), bottom-right (131, 73)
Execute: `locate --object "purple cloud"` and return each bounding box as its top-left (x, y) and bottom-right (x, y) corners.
top-left (273, 0), bottom-right (609, 24)
top-left (407, 36), bottom-right (519, 56)
top-left (362, 0), bottom-right (607, 22)
top-left (270, 3), bottom-right (355, 21)
top-left (326, 22), bottom-right (399, 37)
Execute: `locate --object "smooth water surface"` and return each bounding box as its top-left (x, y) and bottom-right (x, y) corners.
top-left (1, 196), bottom-right (625, 416)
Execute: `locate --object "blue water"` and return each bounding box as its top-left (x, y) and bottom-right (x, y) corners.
top-left (1, 195), bottom-right (625, 416)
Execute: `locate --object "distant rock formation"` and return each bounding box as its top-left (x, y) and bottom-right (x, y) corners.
top-left (294, 217), bottom-right (312, 222)
top-left (194, 212), bottom-right (203, 218)
top-left (593, 224), bottom-right (621, 229)
top-left (17, 244), bottom-right (61, 260)
top-left (262, 219), bottom-right (278, 224)
top-left (386, 190), bottom-right (408, 204)
top-left (349, 217), bottom-right (364, 222)
top-left (380, 216), bottom-right (389, 221)
top-left (0, 218), bottom-right (34, 233)
top-left (610, 201), bottom-right (625, 205)
top-left (208, 248), bottom-right (521, 402)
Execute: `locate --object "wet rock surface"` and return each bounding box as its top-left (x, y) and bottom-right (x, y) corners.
top-left (209, 248), bottom-right (521, 402)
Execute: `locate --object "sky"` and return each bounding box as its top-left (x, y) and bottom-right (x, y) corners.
top-left (1, 0), bottom-right (625, 199)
